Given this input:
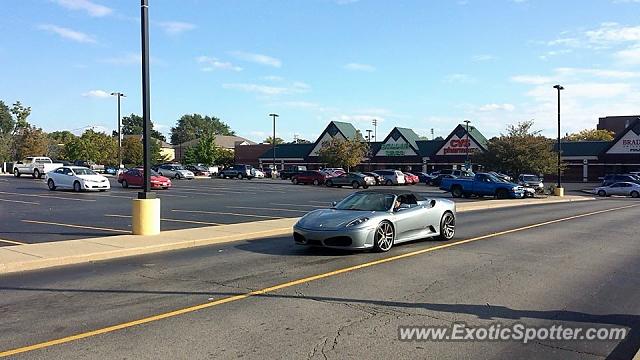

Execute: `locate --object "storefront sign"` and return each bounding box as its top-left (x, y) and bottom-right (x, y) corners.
top-left (436, 135), bottom-right (481, 156)
top-left (380, 143), bottom-right (411, 156)
top-left (607, 131), bottom-right (640, 154)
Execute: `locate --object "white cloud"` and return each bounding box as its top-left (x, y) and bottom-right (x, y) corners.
top-left (196, 56), bottom-right (242, 72)
top-left (586, 22), bottom-right (640, 44)
top-left (156, 21), bottom-right (196, 35)
top-left (263, 75), bottom-right (284, 82)
top-left (527, 82), bottom-right (632, 99)
top-left (444, 73), bottom-right (475, 83)
top-left (614, 44), bottom-right (640, 65)
top-left (38, 24), bottom-right (96, 43)
top-left (52, 0), bottom-right (112, 17)
top-left (478, 103), bottom-right (515, 112)
top-left (82, 90), bottom-right (110, 98)
top-left (510, 75), bottom-right (554, 85)
top-left (471, 54), bottom-right (495, 62)
top-left (344, 63), bottom-right (376, 72)
top-left (555, 67), bottom-right (640, 79)
top-left (229, 51), bottom-right (281, 67)
top-left (223, 83), bottom-right (289, 96)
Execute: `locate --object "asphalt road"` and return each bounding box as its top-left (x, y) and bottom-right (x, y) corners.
top-left (1, 198), bottom-right (639, 359)
top-left (0, 175), bottom-right (457, 245)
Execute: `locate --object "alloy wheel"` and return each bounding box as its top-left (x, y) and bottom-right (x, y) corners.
top-left (374, 222), bottom-right (394, 252)
top-left (440, 212), bottom-right (455, 240)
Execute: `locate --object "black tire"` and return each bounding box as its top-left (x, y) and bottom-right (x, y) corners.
top-left (631, 191), bottom-right (639, 198)
top-left (313, 179), bottom-right (319, 186)
top-left (363, 185), bottom-right (369, 189)
top-left (34, 169), bottom-right (40, 179)
top-left (463, 193), bottom-right (471, 199)
top-left (237, 173), bottom-right (243, 180)
top-left (47, 179), bottom-right (56, 191)
top-left (436, 212), bottom-right (455, 240)
top-left (122, 180), bottom-right (129, 188)
top-left (99, 189), bottom-right (106, 192)
top-left (326, 180), bottom-right (333, 187)
top-left (175, 173), bottom-right (182, 180)
top-left (597, 190), bottom-right (606, 197)
top-left (451, 186), bottom-right (463, 198)
top-left (292, 178), bottom-right (298, 185)
top-left (385, 179), bottom-right (392, 186)
top-left (351, 181), bottom-right (360, 189)
top-left (73, 181), bottom-right (82, 192)
top-left (13, 168), bottom-right (20, 177)
top-left (496, 189), bottom-right (509, 199)
top-left (373, 221), bottom-right (394, 252)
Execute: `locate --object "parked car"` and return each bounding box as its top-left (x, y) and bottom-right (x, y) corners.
top-left (325, 172), bottom-right (376, 189)
top-left (104, 166), bottom-right (119, 175)
top-left (403, 172), bottom-right (419, 185)
top-left (602, 174), bottom-right (640, 186)
top-left (362, 172), bottom-right (384, 185)
top-left (413, 172), bottom-right (431, 183)
top-left (594, 182), bottom-right (640, 198)
top-left (424, 171), bottom-right (441, 185)
top-left (373, 170), bottom-right (406, 185)
top-left (73, 160), bottom-right (105, 173)
top-left (253, 169), bottom-right (266, 178)
top-left (440, 172), bottom-right (525, 199)
top-left (13, 156), bottom-right (64, 179)
top-left (118, 168), bottom-right (172, 189)
top-left (518, 174), bottom-right (544, 196)
top-left (488, 171), bottom-right (513, 182)
top-left (261, 167), bottom-right (278, 178)
top-left (291, 170), bottom-right (327, 185)
top-left (219, 164), bottom-right (254, 179)
top-left (279, 165), bottom-right (307, 180)
top-left (185, 164), bottom-right (210, 177)
top-left (156, 164), bottom-right (195, 180)
top-left (45, 166), bottom-right (110, 192)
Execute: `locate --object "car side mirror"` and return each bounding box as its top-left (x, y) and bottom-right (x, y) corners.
top-left (430, 200), bottom-right (436, 208)
top-left (331, 201), bottom-right (337, 207)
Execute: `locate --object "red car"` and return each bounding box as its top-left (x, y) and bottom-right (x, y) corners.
top-left (291, 170), bottom-right (327, 185)
top-left (403, 172), bottom-right (419, 185)
top-left (118, 168), bottom-right (172, 189)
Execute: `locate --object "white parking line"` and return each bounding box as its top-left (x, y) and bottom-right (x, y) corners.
top-left (105, 214), bottom-right (221, 226)
top-left (172, 209), bottom-right (282, 219)
top-left (0, 238), bottom-right (27, 245)
top-left (0, 198), bottom-right (40, 205)
top-left (227, 206), bottom-right (309, 213)
top-left (0, 191), bottom-right (96, 202)
top-left (21, 220), bottom-right (130, 233)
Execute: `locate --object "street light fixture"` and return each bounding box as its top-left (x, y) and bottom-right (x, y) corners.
top-left (110, 92), bottom-right (126, 169)
top-left (463, 120), bottom-right (471, 170)
top-left (269, 113), bottom-right (279, 171)
top-left (553, 84), bottom-right (564, 193)
top-left (372, 119), bottom-right (378, 142)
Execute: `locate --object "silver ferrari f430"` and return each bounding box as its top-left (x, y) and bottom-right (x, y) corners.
top-left (293, 189), bottom-right (456, 252)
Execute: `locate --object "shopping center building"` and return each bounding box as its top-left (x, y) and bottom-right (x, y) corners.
top-left (235, 118), bottom-right (640, 182)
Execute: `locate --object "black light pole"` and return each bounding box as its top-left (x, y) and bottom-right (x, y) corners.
top-left (372, 118), bottom-right (378, 141)
top-left (110, 92), bottom-right (125, 169)
top-left (464, 120), bottom-right (471, 169)
top-left (553, 84), bottom-right (564, 189)
top-left (139, 0), bottom-right (153, 198)
top-left (269, 113), bottom-right (279, 171)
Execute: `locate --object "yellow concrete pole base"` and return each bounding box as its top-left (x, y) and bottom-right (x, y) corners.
top-left (132, 198), bottom-right (161, 235)
top-left (553, 187), bottom-right (565, 197)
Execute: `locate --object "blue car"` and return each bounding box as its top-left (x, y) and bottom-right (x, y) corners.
top-left (440, 172), bottom-right (525, 199)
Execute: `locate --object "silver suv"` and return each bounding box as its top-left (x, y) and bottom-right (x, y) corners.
top-left (373, 169), bottom-right (406, 185)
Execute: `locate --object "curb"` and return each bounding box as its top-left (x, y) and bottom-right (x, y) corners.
top-left (0, 196), bottom-right (593, 275)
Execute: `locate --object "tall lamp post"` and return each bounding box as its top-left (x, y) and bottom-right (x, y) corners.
top-left (372, 118), bottom-right (378, 142)
top-left (463, 120), bottom-right (471, 171)
top-left (269, 113), bottom-right (279, 171)
top-left (553, 84), bottom-right (564, 196)
top-left (365, 129), bottom-right (373, 171)
top-left (110, 92), bottom-right (125, 169)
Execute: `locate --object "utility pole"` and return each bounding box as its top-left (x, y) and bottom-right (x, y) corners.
top-left (372, 118), bottom-right (378, 142)
top-left (269, 113), bottom-right (279, 170)
top-left (464, 120), bottom-right (471, 170)
top-left (110, 92), bottom-right (125, 169)
top-left (431, 128), bottom-right (434, 140)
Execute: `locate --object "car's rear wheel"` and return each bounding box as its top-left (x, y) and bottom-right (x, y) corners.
top-left (326, 180), bottom-right (333, 187)
top-left (47, 179), bottom-right (56, 191)
top-left (436, 212), bottom-right (455, 240)
top-left (631, 190), bottom-right (639, 198)
top-left (292, 178), bottom-right (298, 185)
top-left (351, 181), bottom-right (360, 189)
top-left (175, 173), bottom-right (182, 180)
top-left (496, 189), bottom-right (509, 199)
top-left (374, 221), bottom-right (394, 252)
top-left (237, 173), bottom-right (243, 180)
top-left (73, 181), bottom-right (81, 192)
top-left (597, 190), bottom-right (606, 197)
top-left (14, 168), bottom-right (20, 177)
top-left (385, 179), bottom-right (392, 186)
top-left (34, 169), bottom-right (40, 179)
top-left (313, 179), bottom-right (319, 186)
top-left (451, 186), bottom-right (463, 198)
top-left (122, 180), bottom-right (128, 188)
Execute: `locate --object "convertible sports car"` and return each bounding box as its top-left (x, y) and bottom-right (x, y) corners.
top-left (293, 189), bottom-right (456, 252)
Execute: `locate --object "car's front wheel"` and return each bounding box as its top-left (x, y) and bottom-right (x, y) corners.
top-left (292, 178), bottom-right (298, 185)
top-left (175, 173), bottom-right (182, 180)
top-left (47, 179), bottom-right (56, 191)
top-left (326, 180), bottom-right (333, 187)
top-left (351, 181), bottom-right (360, 189)
top-left (237, 173), bottom-right (243, 180)
top-left (436, 212), bottom-right (455, 240)
top-left (13, 169), bottom-right (20, 177)
top-left (631, 190), bottom-right (639, 198)
top-left (374, 221), bottom-right (394, 252)
top-left (385, 179), bottom-right (392, 186)
top-left (598, 190), bottom-right (606, 197)
top-left (122, 180), bottom-right (129, 188)
top-left (451, 186), bottom-right (463, 198)
top-left (73, 181), bottom-right (82, 192)
top-left (496, 189), bottom-right (509, 199)
top-left (313, 179), bottom-right (319, 186)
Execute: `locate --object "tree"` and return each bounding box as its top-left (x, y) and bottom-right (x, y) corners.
top-left (170, 114), bottom-right (234, 145)
top-left (474, 120), bottom-right (557, 177)
top-left (121, 113), bottom-right (166, 142)
top-left (264, 136), bottom-right (285, 145)
top-left (15, 126), bottom-right (49, 159)
top-left (0, 134), bottom-right (13, 163)
top-left (215, 148), bottom-right (234, 166)
top-left (11, 101), bottom-right (31, 132)
top-left (0, 101), bottom-right (14, 135)
top-left (47, 131), bottom-right (76, 160)
top-left (317, 137), bottom-right (369, 171)
top-left (564, 128), bottom-right (614, 141)
top-left (120, 136), bottom-right (164, 167)
top-left (183, 133), bottom-right (217, 165)
top-left (48, 130), bottom-right (76, 144)
top-left (64, 130), bottom-right (118, 165)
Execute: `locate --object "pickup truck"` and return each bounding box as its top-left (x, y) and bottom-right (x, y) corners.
top-left (13, 157), bottom-right (64, 179)
top-left (73, 160), bottom-right (105, 173)
top-left (440, 172), bottom-right (525, 199)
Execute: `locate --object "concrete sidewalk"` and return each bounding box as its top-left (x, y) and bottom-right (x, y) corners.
top-left (0, 195), bottom-right (593, 275)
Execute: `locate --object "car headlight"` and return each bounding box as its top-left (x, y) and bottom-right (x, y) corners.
top-left (346, 217), bottom-right (369, 227)
top-left (512, 186), bottom-right (519, 191)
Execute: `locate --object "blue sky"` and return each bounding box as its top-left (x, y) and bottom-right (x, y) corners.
top-left (2, 0), bottom-right (640, 143)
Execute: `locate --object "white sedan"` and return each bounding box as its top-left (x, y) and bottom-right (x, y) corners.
top-left (595, 182), bottom-right (640, 198)
top-left (46, 166), bottom-right (111, 192)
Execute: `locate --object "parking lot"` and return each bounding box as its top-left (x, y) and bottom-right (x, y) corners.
top-left (0, 175), bottom-right (463, 245)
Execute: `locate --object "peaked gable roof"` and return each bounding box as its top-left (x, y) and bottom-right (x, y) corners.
top-left (377, 127), bottom-right (421, 152)
top-left (602, 117), bottom-right (640, 155)
top-left (307, 121), bottom-right (360, 157)
top-left (436, 124), bottom-right (488, 154)
top-left (554, 141), bottom-right (611, 156)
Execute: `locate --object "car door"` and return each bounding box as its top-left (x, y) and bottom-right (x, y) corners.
top-left (608, 183), bottom-right (622, 195)
top-left (474, 174), bottom-right (494, 196)
top-left (392, 195), bottom-right (429, 241)
top-left (58, 167), bottom-right (74, 188)
top-left (617, 183), bottom-right (632, 196)
top-left (50, 168), bottom-right (65, 187)
top-left (129, 170), bottom-right (142, 186)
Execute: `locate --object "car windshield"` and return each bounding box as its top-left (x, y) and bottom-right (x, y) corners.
top-left (173, 166), bottom-right (185, 170)
top-left (486, 173), bottom-right (506, 183)
top-left (73, 168), bottom-right (97, 176)
top-left (334, 193), bottom-right (396, 212)
top-left (522, 175), bottom-right (539, 182)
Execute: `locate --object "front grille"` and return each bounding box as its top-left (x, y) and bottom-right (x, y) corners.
top-left (306, 239), bottom-right (322, 246)
top-left (293, 232), bottom-right (305, 243)
top-left (324, 236), bottom-right (352, 247)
